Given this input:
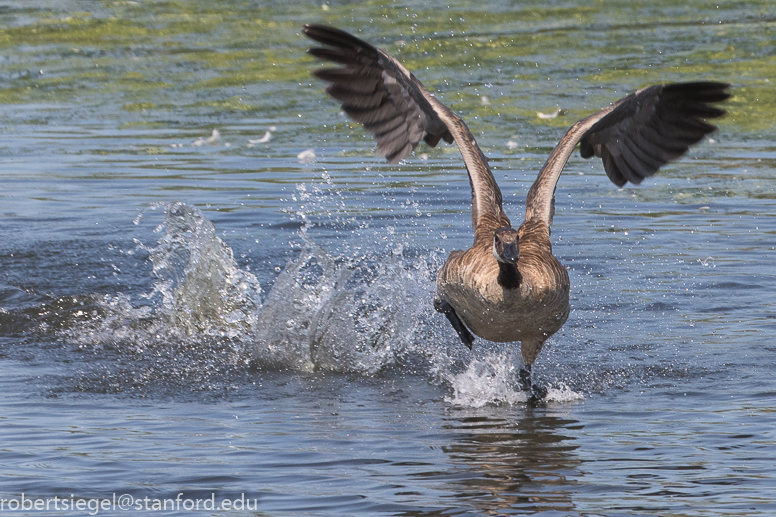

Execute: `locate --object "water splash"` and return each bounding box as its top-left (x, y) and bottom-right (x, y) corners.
top-left (252, 232), bottom-right (432, 374)
top-left (544, 384), bottom-right (585, 403)
top-left (440, 352), bottom-right (585, 407)
top-left (67, 202), bottom-right (434, 377)
top-left (67, 201), bottom-right (262, 374)
top-left (134, 201), bottom-right (262, 337)
top-left (441, 351), bottom-right (529, 407)
top-left (54, 201), bottom-right (585, 404)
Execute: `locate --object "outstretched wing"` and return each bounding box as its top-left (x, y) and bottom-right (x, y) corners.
top-left (304, 24), bottom-right (451, 163)
top-left (304, 24), bottom-right (507, 232)
top-left (525, 82), bottom-right (730, 225)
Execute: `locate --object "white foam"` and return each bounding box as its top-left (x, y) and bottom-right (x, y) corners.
top-left (544, 383), bottom-right (585, 403)
top-left (439, 350), bottom-right (585, 407)
top-left (443, 352), bottom-right (528, 407)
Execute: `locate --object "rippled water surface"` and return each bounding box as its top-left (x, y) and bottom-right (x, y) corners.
top-left (1, 1), bottom-right (775, 515)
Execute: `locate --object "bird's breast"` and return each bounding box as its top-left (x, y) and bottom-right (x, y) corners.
top-left (436, 249), bottom-right (570, 343)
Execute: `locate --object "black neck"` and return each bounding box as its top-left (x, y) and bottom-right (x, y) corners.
top-left (497, 261), bottom-right (521, 289)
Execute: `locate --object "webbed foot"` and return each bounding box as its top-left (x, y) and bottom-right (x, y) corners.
top-left (529, 383), bottom-right (547, 402)
top-left (434, 298), bottom-right (475, 350)
top-left (518, 364), bottom-right (546, 403)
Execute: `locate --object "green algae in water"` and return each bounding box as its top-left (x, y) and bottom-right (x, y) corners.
top-left (0, 0), bottom-right (773, 138)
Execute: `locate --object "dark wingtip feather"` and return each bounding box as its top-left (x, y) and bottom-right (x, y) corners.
top-left (302, 24), bottom-right (379, 59)
top-left (312, 67), bottom-right (356, 82)
top-left (663, 82), bottom-right (732, 109)
top-left (385, 142), bottom-right (413, 163)
top-left (307, 47), bottom-right (351, 65)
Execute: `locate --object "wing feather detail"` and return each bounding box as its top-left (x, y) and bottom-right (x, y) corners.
top-left (526, 82), bottom-right (729, 224)
top-left (304, 24), bottom-right (506, 231)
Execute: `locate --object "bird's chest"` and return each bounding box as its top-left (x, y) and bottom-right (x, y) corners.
top-left (442, 274), bottom-right (570, 343)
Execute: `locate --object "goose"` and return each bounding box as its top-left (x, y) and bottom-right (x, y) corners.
top-left (303, 24), bottom-right (729, 396)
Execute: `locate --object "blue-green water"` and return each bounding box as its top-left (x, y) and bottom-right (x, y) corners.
top-left (1, 1), bottom-right (775, 515)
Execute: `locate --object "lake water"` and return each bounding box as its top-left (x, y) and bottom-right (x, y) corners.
top-left (1, 1), bottom-right (775, 515)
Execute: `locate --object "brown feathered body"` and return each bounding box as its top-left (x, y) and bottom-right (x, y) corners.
top-left (436, 216), bottom-right (569, 364)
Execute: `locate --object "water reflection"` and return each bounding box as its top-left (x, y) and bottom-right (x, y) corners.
top-left (436, 409), bottom-right (582, 515)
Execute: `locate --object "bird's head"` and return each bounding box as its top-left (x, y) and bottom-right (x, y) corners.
top-left (492, 227), bottom-right (520, 265)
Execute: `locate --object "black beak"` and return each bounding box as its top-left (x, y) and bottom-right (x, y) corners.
top-left (501, 242), bottom-right (519, 263)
